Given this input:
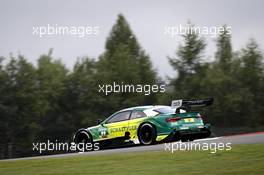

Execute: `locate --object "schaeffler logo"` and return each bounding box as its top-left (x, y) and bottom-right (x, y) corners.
top-left (32, 140), bottom-right (100, 153)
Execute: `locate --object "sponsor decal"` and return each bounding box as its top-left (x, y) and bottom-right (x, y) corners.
top-left (110, 125), bottom-right (137, 133)
top-left (98, 128), bottom-right (108, 138)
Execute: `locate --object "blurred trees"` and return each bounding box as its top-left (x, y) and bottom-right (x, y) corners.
top-left (168, 23), bottom-right (206, 98)
top-left (36, 51), bottom-right (70, 141)
top-left (0, 56), bottom-right (40, 158)
top-left (239, 40), bottom-right (264, 126)
top-left (0, 14), bottom-right (158, 158)
top-left (0, 16), bottom-right (264, 158)
top-left (95, 14), bottom-right (157, 114)
top-left (167, 25), bottom-right (264, 128)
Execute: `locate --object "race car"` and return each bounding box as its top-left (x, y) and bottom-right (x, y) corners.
top-left (73, 98), bottom-right (213, 149)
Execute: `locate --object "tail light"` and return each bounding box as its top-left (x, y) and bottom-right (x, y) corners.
top-left (197, 113), bottom-right (203, 119)
top-left (166, 116), bottom-right (181, 122)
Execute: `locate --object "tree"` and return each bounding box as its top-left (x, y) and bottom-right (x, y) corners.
top-left (0, 57), bottom-right (9, 158)
top-left (239, 39), bottom-right (264, 126)
top-left (168, 22), bottom-right (206, 98)
top-left (215, 25), bottom-right (233, 72)
top-left (201, 27), bottom-right (248, 127)
top-left (36, 51), bottom-right (70, 141)
top-left (95, 14), bottom-right (157, 116)
top-left (0, 55), bottom-right (39, 158)
top-left (240, 39), bottom-right (263, 87)
top-left (66, 57), bottom-right (99, 128)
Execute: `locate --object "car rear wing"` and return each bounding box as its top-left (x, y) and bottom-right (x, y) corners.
top-left (171, 98), bottom-right (214, 109)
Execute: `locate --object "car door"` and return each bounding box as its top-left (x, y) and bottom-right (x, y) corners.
top-left (103, 111), bottom-right (131, 139)
top-left (128, 110), bottom-right (147, 141)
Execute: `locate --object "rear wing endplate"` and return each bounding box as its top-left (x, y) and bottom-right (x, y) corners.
top-left (171, 98), bottom-right (214, 109)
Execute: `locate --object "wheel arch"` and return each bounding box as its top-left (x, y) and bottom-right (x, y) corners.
top-left (137, 122), bottom-right (157, 137)
top-left (73, 128), bottom-right (93, 143)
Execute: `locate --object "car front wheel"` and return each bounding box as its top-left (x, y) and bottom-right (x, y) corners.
top-left (74, 130), bottom-right (93, 151)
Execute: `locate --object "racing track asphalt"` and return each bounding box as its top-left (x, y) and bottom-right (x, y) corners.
top-left (1, 132), bottom-right (264, 161)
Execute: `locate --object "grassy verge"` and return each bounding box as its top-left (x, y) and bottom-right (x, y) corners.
top-left (1, 144), bottom-right (264, 175)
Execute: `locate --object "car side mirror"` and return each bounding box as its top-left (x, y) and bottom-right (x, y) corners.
top-left (97, 119), bottom-right (103, 125)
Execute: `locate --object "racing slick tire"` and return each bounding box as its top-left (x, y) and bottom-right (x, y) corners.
top-left (180, 137), bottom-right (189, 142)
top-left (74, 130), bottom-right (94, 151)
top-left (138, 123), bottom-right (157, 145)
top-left (181, 138), bottom-right (194, 142)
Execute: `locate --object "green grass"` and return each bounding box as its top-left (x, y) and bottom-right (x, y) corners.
top-left (1, 144), bottom-right (264, 175)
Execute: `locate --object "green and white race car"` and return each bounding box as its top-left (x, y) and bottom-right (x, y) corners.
top-left (73, 98), bottom-right (213, 149)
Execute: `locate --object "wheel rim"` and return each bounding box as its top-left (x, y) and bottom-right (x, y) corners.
top-left (76, 133), bottom-right (90, 143)
top-left (140, 126), bottom-right (153, 144)
top-left (76, 132), bottom-right (91, 150)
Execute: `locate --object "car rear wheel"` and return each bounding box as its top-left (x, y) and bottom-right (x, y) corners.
top-left (138, 123), bottom-right (156, 145)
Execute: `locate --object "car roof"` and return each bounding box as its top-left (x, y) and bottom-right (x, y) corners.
top-left (119, 105), bottom-right (168, 112)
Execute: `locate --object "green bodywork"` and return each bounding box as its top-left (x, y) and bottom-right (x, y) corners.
top-left (80, 106), bottom-right (210, 143)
